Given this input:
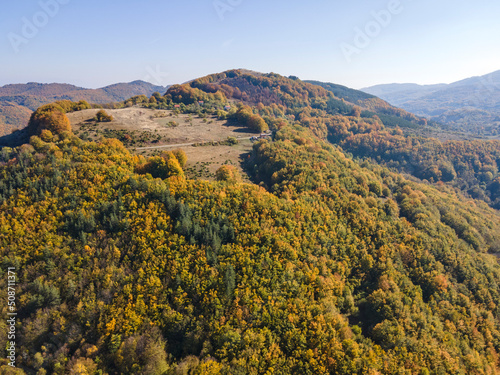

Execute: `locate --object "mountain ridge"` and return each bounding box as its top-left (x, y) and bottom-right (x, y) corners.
top-left (362, 70), bottom-right (500, 135)
top-left (0, 80), bottom-right (169, 97)
top-left (0, 80), bottom-right (170, 135)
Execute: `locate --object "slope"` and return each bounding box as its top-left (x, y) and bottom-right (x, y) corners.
top-left (305, 80), bottom-right (435, 131)
top-left (167, 69), bottom-right (500, 209)
top-left (362, 70), bottom-right (500, 136)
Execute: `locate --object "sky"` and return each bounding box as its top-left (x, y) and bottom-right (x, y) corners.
top-left (1, 0), bottom-right (499, 89)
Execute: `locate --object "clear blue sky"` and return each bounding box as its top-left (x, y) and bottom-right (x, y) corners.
top-left (1, 0), bottom-right (499, 89)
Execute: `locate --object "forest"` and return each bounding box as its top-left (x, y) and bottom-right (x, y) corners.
top-left (1, 70), bottom-right (500, 374)
top-left (173, 70), bottom-right (500, 210)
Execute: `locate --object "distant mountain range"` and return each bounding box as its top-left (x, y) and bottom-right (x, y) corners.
top-left (362, 70), bottom-right (500, 136)
top-left (0, 81), bottom-right (169, 135)
top-left (4, 71), bottom-right (499, 138)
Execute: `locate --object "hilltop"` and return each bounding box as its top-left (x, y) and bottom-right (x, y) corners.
top-left (67, 106), bottom-right (257, 181)
top-left (0, 80), bottom-right (169, 136)
top-left (363, 70), bottom-right (500, 136)
top-left (176, 70), bottom-right (500, 208)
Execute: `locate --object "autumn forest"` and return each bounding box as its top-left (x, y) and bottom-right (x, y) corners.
top-left (1, 70), bottom-right (500, 374)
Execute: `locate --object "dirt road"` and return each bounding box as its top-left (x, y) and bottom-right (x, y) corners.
top-left (134, 136), bottom-right (253, 150)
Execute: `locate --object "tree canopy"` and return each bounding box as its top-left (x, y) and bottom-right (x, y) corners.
top-left (27, 103), bottom-right (72, 136)
top-left (2, 71), bottom-right (500, 374)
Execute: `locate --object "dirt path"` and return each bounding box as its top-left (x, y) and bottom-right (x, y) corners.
top-left (134, 136), bottom-right (253, 150)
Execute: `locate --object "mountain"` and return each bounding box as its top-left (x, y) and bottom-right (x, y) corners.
top-left (305, 80), bottom-right (433, 129)
top-left (362, 70), bottom-right (500, 136)
top-left (170, 70), bottom-right (500, 209)
top-left (2, 69), bottom-right (500, 374)
top-left (0, 80), bottom-right (170, 135)
top-left (360, 83), bottom-right (447, 106)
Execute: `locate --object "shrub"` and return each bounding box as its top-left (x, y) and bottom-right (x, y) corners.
top-left (95, 110), bottom-right (113, 122)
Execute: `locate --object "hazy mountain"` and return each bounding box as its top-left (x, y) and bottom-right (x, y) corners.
top-left (362, 70), bottom-right (500, 136)
top-left (360, 83), bottom-right (447, 107)
top-left (0, 80), bottom-right (169, 135)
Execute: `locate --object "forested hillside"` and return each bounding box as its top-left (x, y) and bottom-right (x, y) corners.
top-left (174, 70), bottom-right (500, 209)
top-left (1, 70), bottom-right (500, 374)
top-left (304, 80), bottom-right (435, 130)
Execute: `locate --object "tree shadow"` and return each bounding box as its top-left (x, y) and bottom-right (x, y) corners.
top-left (222, 119), bottom-right (254, 133)
top-left (0, 128), bottom-right (30, 148)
